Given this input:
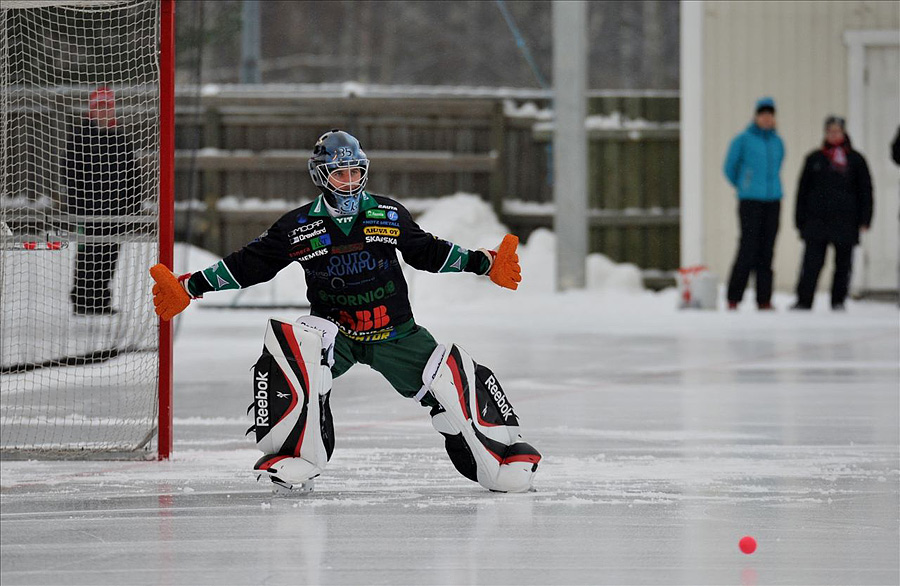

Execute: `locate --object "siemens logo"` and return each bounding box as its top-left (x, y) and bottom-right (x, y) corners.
top-left (295, 248), bottom-right (330, 262)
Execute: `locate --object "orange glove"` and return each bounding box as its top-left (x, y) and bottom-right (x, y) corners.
top-left (150, 263), bottom-right (191, 321)
top-left (485, 234), bottom-right (522, 290)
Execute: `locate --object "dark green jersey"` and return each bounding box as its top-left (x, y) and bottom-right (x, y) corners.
top-left (188, 192), bottom-right (490, 342)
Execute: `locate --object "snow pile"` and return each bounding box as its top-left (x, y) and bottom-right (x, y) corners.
top-left (502, 228), bottom-right (642, 297)
top-left (584, 112), bottom-right (679, 131)
top-left (186, 82), bottom-right (553, 101)
top-left (406, 193), bottom-right (645, 306)
top-left (413, 193), bottom-right (507, 250)
top-left (502, 100), bottom-right (554, 120)
top-left (533, 112), bottom-right (680, 134)
top-left (403, 194), bottom-right (508, 305)
top-left (216, 195), bottom-right (306, 212)
top-left (0, 194), bottom-right (53, 209)
top-left (586, 248), bottom-right (644, 292)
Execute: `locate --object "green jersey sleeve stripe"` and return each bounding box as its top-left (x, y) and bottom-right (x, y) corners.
top-left (438, 243), bottom-right (470, 274)
top-left (201, 260), bottom-right (242, 291)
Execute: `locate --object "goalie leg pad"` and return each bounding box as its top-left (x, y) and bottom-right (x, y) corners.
top-left (423, 344), bottom-right (541, 492)
top-left (249, 318), bottom-right (337, 483)
top-left (430, 405), bottom-right (478, 483)
top-left (253, 454), bottom-right (317, 491)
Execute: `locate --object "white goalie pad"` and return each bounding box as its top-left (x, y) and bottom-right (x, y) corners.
top-left (296, 315), bottom-right (338, 368)
top-left (421, 344), bottom-right (541, 493)
top-left (250, 317), bottom-right (338, 485)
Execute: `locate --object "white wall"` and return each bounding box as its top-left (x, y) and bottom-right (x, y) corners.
top-left (682, 0), bottom-right (899, 295)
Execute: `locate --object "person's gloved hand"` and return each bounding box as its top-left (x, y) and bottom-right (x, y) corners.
top-left (481, 234), bottom-right (522, 290)
top-left (150, 263), bottom-right (192, 321)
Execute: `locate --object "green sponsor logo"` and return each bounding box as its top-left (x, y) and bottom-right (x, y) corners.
top-left (318, 281), bottom-right (396, 306)
top-left (310, 233), bottom-right (332, 251)
top-left (366, 209), bottom-right (386, 219)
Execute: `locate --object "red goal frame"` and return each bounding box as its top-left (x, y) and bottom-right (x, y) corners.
top-left (157, 0), bottom-right (175, 460)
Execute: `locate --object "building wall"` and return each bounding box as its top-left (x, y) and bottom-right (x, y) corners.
top-left (698, 1), bottom-right (899, 294)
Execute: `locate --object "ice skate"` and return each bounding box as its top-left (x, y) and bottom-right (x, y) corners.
top-left (253, 453), bottom-right (322, 495)
top-left (256, 472), bottom-right (315, 495)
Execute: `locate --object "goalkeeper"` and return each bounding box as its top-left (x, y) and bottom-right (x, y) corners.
top-left (151, 130), bottom-right (540, 493)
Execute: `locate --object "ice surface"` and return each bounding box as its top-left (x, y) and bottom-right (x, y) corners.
top-left (3, 294), bottom-right (897, 585)
top-left (2, 196), bottom-right (898, 585)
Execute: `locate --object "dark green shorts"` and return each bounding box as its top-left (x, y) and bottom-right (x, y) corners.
top-left (331, 323), bottom-right (439, 407)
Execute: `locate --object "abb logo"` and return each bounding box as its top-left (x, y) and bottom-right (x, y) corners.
top-left (339, 305), bottom-right (390, 331)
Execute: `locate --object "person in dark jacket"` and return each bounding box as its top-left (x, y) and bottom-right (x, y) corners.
top-left (65, 86), bottom-right (139, 315)
top-left (791, 116), bottom-right (873, 311)
top-left (723, 97), bottom-right (786, 310)
top-left (891, 126), bottom-right (899, 303)
top-left (891, 125), bottom-right (900, 166)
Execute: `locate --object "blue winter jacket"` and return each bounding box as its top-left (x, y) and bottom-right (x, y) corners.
top-left (723, 123), bottom-right (785, 201)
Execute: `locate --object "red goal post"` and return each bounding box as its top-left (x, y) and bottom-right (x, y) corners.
top-left (0, 0), bottom-right (174, 459)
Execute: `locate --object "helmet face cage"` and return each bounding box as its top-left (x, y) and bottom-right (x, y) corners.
top-left (308, 131), bottom-right (370, 215)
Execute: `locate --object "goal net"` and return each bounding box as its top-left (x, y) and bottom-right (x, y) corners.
top-left (1, 0), bottom-right (166, 457)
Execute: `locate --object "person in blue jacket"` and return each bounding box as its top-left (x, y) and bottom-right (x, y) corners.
top-left (723, 97), bottom-right (785, 310)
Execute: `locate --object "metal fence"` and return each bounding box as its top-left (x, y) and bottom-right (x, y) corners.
top-left (179, 86), bottom-right (682, 282)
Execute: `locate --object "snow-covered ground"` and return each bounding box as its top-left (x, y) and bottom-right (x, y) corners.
top-left (2, 195), bottom-right (898, 585)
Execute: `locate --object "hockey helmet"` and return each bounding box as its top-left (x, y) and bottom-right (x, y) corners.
top-left (308, 130), bottom-right (370, 216)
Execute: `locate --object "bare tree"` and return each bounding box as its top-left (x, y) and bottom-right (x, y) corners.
top-left (177, 0), bottom-right (679, 89)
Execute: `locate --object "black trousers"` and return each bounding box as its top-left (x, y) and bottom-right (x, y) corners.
top-left (71, 241), bottom-right (120, 314)
top-left (727, 199), bottom-right (781, 305)
top-left (795, 239), bottom-right (853, 308)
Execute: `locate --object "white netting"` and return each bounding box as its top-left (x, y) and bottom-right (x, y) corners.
top-left (1, 0), bottom-right (161, 457)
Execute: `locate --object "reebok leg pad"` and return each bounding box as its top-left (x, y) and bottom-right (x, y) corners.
top-left (422, 344), bottom-right (541, 492)
top-left (249, 318), bottom-right (337, 483)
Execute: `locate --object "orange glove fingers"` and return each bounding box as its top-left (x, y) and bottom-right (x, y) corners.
top-left (149, 263), bottom-right (191, 321)
top-left (489, 234), bottom-right (522, 290)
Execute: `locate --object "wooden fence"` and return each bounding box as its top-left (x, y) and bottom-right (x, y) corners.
top-left (171, 86), bottom-right (681, 284)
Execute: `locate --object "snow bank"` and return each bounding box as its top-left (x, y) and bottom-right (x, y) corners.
top-left (413, 194), bottom-right (643, 303)
top-left (399, 193), bottom-right (646, 306)
top-left (216, 195), bottom-right (306, 212)
top-left (532, 112), bottom-right (681, 134)
top-left (503, 100), bottom-right (554, 120)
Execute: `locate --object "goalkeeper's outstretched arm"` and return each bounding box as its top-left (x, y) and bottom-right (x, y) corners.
top-left (393, 203), bottom-right (521, 290)
top-left (150, 215), bottom-right (293, 321)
